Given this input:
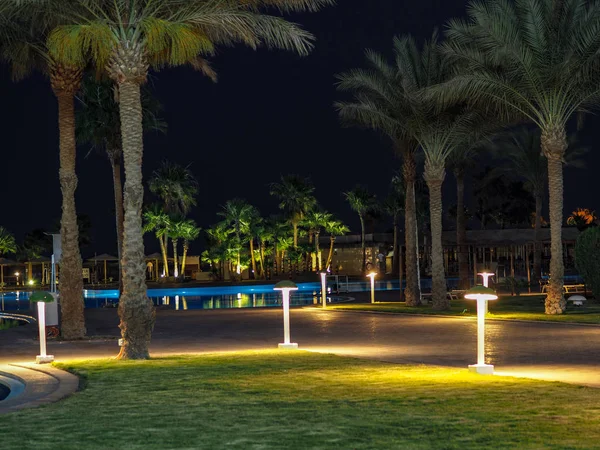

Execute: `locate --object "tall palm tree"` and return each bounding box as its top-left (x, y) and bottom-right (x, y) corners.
top-left (168, 216), bottom-right (187, 278)
top-left (270, 175), bottom-right (317, 249)
top-left (385, 175), bottom-right (405, 298)
top-left (443, 0), bottom-right (600, 314)
top-left (149, 161), bottom-right (198, 217)
top-left (3, 9), bottom-right (86, 338)
top-left (218, 199), bottom-right (254, 276)
top-left (323, 220), bottom-right (350, 271)
top-left (344, 186), bottom-right (377, 273)
top-left (76, 74), bottom-right (167, 286)
top-left (303, 211), bottom-right (332, 271)
top-left (336, 47), bottom-right (423, 305)
top-left (179, 220), bottom-right (201, 276)
top-left (142, 205), bottom-right (171, 277)
top-left (47, 0), bottom-right (332, 358)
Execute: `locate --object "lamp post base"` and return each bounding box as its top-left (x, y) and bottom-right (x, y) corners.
top-left (468, 364), bottom-right (494, 375)
top-left (36, 355), bottom-right (55, 364)
top-left (278, 343), bottom-right (299, 350)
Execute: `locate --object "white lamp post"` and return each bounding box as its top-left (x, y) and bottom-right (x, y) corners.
top-left (319, 272), bottom-right (327, 309)
top-left (367, 272), bottom-right (377, 303)
top-left (274, 280), bottom-right (299, 349)
top-left (29, 291), bottom-right (55, 364)
top-left (15, 271), bottom-right (20, 286)
top-left (464, 285), bottom-right (498, 375)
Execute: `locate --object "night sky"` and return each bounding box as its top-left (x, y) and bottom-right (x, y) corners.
top-left (1, 0), bottom-right (599, 257)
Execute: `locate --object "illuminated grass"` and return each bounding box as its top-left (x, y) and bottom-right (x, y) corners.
top-left (331, 296), bottom-right (600, 324)
top-left (2, 351), bottom-right (600, 449)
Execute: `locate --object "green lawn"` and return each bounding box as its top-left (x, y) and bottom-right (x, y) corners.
top-left (330, 295), bottom-right (600, 324)
top-left (3, 351), bottom-right (600, 449)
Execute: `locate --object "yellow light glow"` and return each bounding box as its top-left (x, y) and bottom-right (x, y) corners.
top-left (464, 293), bottom-right (498, 301)
top-left (28, 279), bottom-right (34, 286)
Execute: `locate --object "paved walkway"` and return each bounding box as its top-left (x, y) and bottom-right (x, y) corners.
top-left (1, 296), bottom-right (599, 391)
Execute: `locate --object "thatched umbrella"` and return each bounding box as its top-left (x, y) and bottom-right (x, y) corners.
top-left (0, 258), bottom-right (17, 288)
top-left (24, 256), bottom-right (52, 285)
top-left (87, 254), bottom-right (118, 283)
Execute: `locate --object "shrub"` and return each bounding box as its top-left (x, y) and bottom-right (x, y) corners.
top-left (574, 227), bottom-right (600, 298)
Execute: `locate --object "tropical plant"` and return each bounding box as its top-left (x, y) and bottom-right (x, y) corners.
top-left (344, 186), bottom-right (377, 273)
top-left (143, 205), bottom-right (171, 277)
top-left (303, 211), bottom-right (332, 272)
top-left (270, 175), bottom-right (317, 249)
top-left (2, 5), bottom-right (86, 338)
top-left (336, 43), bottom-right (423, 305)
top-left (574, 227), bottom-right (600, 298)
top-left (443, 0), bottom-right (600, 314)
top-left (76, 73), bottom-right (167, 283)
top-left (179, 220), bottom-right (200, 277)
top-left (384, 175), bottom-right (405, 297)
top-left (218, 199), bottom-right (255, 276)
top-left (149, 161), bottom-right (198, 217)
top-left (0, 227), bottom-right (17, 256)
top-left (567, 208), bottom-right (597, 231)
top-left (323, 220), bottom-right (349, 272)
top-left (46, 0), bottom-right (333, 358)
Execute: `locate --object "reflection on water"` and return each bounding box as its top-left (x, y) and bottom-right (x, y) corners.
top-left (82, 292), bottom-right (322, 311)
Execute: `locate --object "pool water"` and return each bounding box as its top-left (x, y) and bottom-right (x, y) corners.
top-left (0, 278), bottom-right (455, 312)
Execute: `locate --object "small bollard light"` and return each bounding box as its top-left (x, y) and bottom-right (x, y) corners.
top-left (319, 271), bottom-right (327, 309)
top-left (274, 280), bottom-right (299, 349)
top-left (464, 285), bottom-right (498, 375)
top-left (367, 272), bottom-right (377, 303)
top-left (478, 271), bottom-right (494, 288)
top-left (29, 291), bottom-right (55, 364)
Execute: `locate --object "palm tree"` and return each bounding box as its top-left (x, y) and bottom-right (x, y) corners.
top-left (567, 208), bottom-right (597, 231)
top-left (3, 8), bottom-right (86, 338)
top-left (270, 175), bottom-right (317, 249)
top-left (219, 199), bottom-right (254, 276)
top-left (0, 227), bottom-right (17, 256)
top-left (47, 0), bottom-right (332, 358)
top-left (180, 220), bottom-right (201, 276)
top-left (168, 216), bottom-right (186, 278)
top-left (488, 127), bottom-right (586, 286)
top-left (149, 161), bottom-right (198, 217)
top-left (323, 220), bottom-right (350, 271)
top-left (142, 205), bottom-right (171, 277)
top-left (344, 186), bottom-right (377, 273)
top-left (384, 175), bottom-right (405, 298)
top-left (336, 47), bottom-right (423, 305)
top-left (443, 0), bottom-right (600, 314)
top-left (76, 74), bottom-right (167, 287)
top-left (303, 211), bottom-right (332, 271)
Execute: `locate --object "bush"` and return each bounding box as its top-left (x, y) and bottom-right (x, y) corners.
top-left (574, 226), bottom-right (600, 298)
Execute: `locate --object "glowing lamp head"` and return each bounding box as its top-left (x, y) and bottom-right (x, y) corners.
top-left (29, 291), bottom-right (55, 303)
top-left (367, 272), bottom-right (377, 279)
top-left (478, 270), bottom-right (494, 277)
top-left (28, 279), bottom-right (35, 286)
top-left (464, 285), bottom-right (498, 301)
top-left (274, 280), bottom-right (299, 291)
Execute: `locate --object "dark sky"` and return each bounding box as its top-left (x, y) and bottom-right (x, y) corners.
top-left (1, 0), bottom-right (599, 257)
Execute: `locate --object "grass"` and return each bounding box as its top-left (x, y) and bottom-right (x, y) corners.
top-left (2, 351), bottom-right (600, 449)
top-left (0, 319), bottom-right (19, 331)
top-left (331, 295), bottom-right (600, 324)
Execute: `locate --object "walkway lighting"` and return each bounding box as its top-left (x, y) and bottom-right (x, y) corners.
top-left (274, 280), bottom-right (299, 349)
top-left (367, 272), bottom-right (377, 303)
top-left (478, 270), bottom-right (494, 288)
top-left (319, 272), bottom-right (327, 309)
top-left (464, 285), bottom-right (498, 375)
top-left (29, 291), bottom-right (55, 364)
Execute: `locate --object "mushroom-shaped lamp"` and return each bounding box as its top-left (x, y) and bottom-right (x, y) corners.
top-left (464, 285), bottom-right (498, 375)
top-left (274, 280), bottom-right (299, 349)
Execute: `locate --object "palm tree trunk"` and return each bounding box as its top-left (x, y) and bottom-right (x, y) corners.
top-left (533, 190), bottom-right (543, 288)
top-left (116, 80), bottom-right (155, 359)
top-left (110, 152), bottom-right (125, 291)
top-left (172, 238), bottom-right (179, 278)
top-left (55, 88), bottom-right (85, 339)
top-left (542, 128), bottom-right (566, 314)
top-left (315, 232), bottom-right (321, 272)
top-left (398, 243), bottom-right (404, 302)
top-left (326, 236), bottom-right (335, 270)
top-left (249, 238), bottom-right (257, 279)
top-left (455, 168), bottom-right (469, 289)
top-left (425, 162), bottom-right (449, 310)
top-left (359, 215), bottom-right (366, 272)
top-left (292, 221), bottom-right (299, 249)
top-left (158, 234), bottom-right (169, 277)
top-left (181, 241), bottom-right (188, 276)
top-left (403, 153), bottom-right (421, 306)
top-left (259, 241), bottom-right (265, 279)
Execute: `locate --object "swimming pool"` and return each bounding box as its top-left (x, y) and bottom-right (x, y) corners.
top-left (0, 278), bottom-right (454, 312)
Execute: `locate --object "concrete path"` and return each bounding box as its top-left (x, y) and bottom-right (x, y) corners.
top-left (1, 299), bottom-right (599, 391)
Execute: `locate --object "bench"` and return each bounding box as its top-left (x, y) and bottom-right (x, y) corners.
top-left (541, 284), bottom-right (586, 294)
top-left (421, 291), bottom-right (460, 304)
